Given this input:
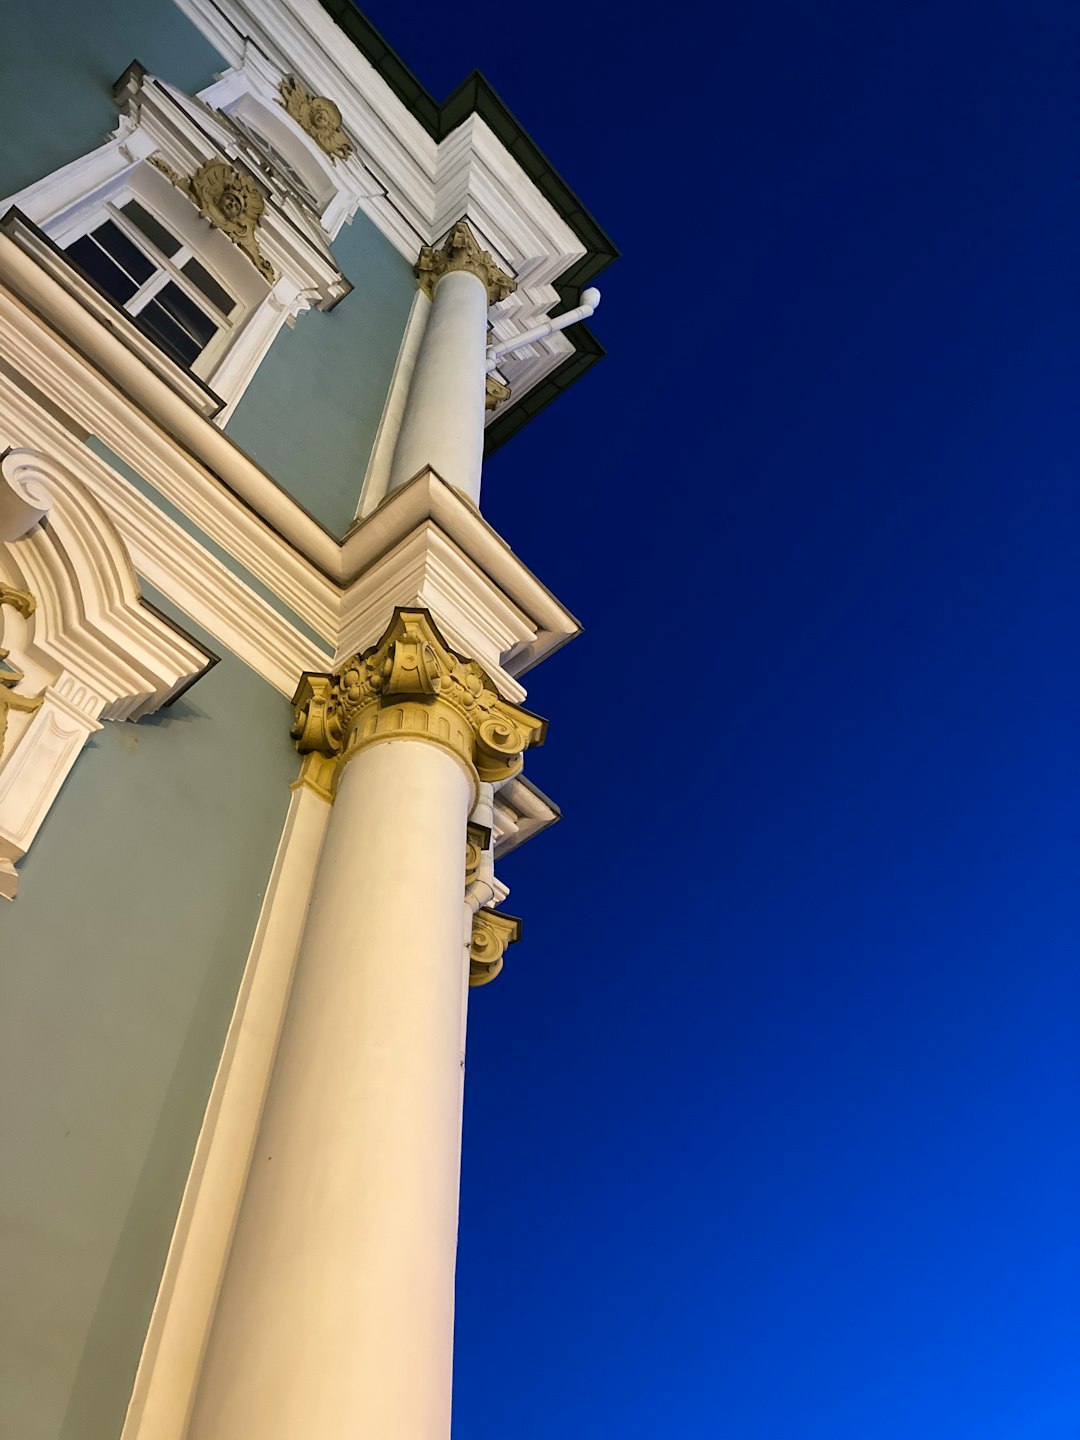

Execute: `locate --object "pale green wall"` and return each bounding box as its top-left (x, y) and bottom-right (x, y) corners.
top-left (224, 212), bottom-right (416, 534)
top-left (0, 595), bottom-right (298, 1440)
top-left (0, 0), bottom-right (223, 199)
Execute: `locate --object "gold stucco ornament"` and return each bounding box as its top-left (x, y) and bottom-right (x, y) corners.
top-left (279, 76), bottom-right (353, 162)
top-left (469, 908), bottom-right (521, 986)
top-left (464, 821), bottom-right (491, 887)
top-left (186, 159), bottom-right (276, 284)
top-left (291, 607), bottom-right (545, 791)
top-left (416, 221), bottom-right (516, 305)
top-left (485, 375), bottom-right (511, 411)
top-left (0, 584), bottom-right (42, 758)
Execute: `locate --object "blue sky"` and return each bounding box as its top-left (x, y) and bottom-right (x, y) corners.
top-left (359, 4), bottom-right (1079, 1435)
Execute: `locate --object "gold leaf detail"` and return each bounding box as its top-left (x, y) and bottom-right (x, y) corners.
top-left (279, 76), bottom-right (353, 162)
top-left (416, 221), bottom-right (516, 305)
top-left (291, 608), bottom-right (545, 788)
top-left (188, 160), bottom-right (276, 284)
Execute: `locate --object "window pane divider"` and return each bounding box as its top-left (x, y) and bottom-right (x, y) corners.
top-left (105, 204), bottom-right (236, 328)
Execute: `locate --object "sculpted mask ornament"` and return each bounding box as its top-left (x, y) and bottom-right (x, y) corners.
top-left (485, 375), bottom-right (511, 411)
top-left (179, 159), bottom-right (276, 283)
top-left (0, 585), bottom-right (42, 758)
top-left (279, 77), bottom-right (353, 161)
top-left (291, 608), bottom-right (545, 789)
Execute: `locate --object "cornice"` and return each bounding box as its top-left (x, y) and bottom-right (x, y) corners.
top-left (172, 0), bottom-right (616, 450)
top-left (0, 265), bottom-right (579, 698)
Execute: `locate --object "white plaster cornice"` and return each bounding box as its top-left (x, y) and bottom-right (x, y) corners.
top-left (0, 252), bottom-right (579, 695)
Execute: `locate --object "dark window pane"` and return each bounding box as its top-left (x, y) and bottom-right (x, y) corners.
top-left (90, 220), bottom-right (156, 285)
top-left (137, 299), bottom-right (203, 369)
top-left (121, 200), bottom-right (181, 257)
top-left (65, 232), bottom-right (140, 304)
top-left (182, 258), bottom-right (235, 314)
top-left (154, 282), bottom-right (217, 349)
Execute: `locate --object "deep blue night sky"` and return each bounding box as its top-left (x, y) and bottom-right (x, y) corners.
top-left (359, 4), bottom-right (1079, 1435)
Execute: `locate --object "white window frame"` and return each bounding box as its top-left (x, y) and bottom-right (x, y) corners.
top-left (46, 162), bottom-right (268, 385)
top-left (0, 64), bottom-right (365, 420)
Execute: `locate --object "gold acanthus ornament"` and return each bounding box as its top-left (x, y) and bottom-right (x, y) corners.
top-left (149, 154), bottom-right (276, 283)
top-left (291, 608), bottom-right (545, 791)
top-left (485, 375), bottom-right (511, 411)
top-left (416, 221), bottom-right (517, 305)
top-left (279, 76), bottom-right (353, 162)
top-left (464, 821), bottom-right (491, 887)
top-left (470, 908), bottom-right (521, 986)
top-left (0, 584), bottom-right (42, 759)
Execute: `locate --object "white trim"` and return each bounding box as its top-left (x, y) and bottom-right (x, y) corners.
top-left (0, 450), bottom-right (213, 896)
top-left (120, 774), bottom-right (333, 1440)
top-left (0, 253), bottom-right (579, 676)
top-left (172, 0), bottom-right (593, 424)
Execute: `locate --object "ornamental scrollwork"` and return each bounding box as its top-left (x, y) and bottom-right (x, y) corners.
top-left (0, 585), bottom-right (42, 758)
top-left (189, 160), bottom-right (276, 283)
top-left (291, 608), bottom-right (545, 787)
top-left (469, 908), bottom-right (521, 986)
top-left (485, 375), bottom-right (511, 411)
top-left (279, 77), bottom-right (353, 162)
top-left (416, 221), bottom-right (516, 305)
top-left (150, 154), bottom-right (276, 283)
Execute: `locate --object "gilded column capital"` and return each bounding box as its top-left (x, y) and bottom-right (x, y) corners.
top-left (416, 221), bottom-right (516, 305)
top-left (469, 908), bottom-right (521, 986)
top-left (290, 608), bottom-right (545, 793)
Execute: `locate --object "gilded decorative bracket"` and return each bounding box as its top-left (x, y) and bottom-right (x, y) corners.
top-left (291, 608), bottom-right (545, 792)
top-left (470, 908), bottom-right (521, 986)
top-left (464, 820), bottom-right (492, 888)
top-left (485, 375), bottom-right (511, 411)
top-left (279, 77), bottom-right (353, 162)
top-left (416, 221), bottom-right (516, 305)
top-left (0, 584), bottom-right (42, 758)
top-left (149, 155), bottom-right (276, 283)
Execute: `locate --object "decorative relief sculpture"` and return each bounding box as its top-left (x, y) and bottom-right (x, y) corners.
top-left (416, 221), bottom-right (516, 305)
top-left (464, 821), bottom-right (491, 888)
top-left (149, 154), bottom-right (276, 283)
top-left (0, 585), bottom-right (42, 758)
top-left (469, 908), bottom-right (521, 986)
top-left (291, 608), bottom-right (545, 787)
top-left (279, 76), bottom-right (353, 161)
top-left (485, 375), bottom-right (511, 411)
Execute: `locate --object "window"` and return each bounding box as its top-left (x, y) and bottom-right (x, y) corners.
top-left (64, 197), bottom-right (241, 373)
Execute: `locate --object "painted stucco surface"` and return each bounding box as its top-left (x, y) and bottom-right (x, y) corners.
top-left (224, 211), bottom-right (415, 533)
top-left (0, 598), bottom-right (297, 1440)
top-left (0, 0), bottom-right (222, 200)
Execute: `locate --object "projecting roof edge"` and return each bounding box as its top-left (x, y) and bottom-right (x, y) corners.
top-left (315, 0), bottom-right (620, 301)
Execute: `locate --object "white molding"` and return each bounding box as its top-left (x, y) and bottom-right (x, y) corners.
top-left (492, 776), bottom-right (560, 858)
top-left (0, 260), bottom-right (577, 678)
top-left (172, 0), bottom-right (593, 421)
top-left (0, 451), bottom-right (213, 896)
top-left (120, 774), bottom-right (333, 1440)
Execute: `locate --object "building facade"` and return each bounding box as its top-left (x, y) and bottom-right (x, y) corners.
top-left (0, 4), bottom-right (614, 1436)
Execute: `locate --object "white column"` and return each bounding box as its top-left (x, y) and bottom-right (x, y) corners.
top-left (186, 736), bottom-right (474, 1440)
top-left (387, 222), bottom-right (515, 508)
top-left (389, 270), bottom-right (489, 503)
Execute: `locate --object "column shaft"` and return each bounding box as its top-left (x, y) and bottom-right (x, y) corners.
top-left (186, 737), bottom-right (474, 1440)
top-left (389, 269), bottom-right (489, 503)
